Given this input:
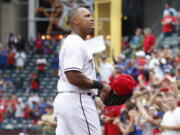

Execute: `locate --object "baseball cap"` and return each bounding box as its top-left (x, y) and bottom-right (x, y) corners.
top-left (135, 51), bottom-right (145, 57)
top-left (118, 54), bottom-right (125, 59)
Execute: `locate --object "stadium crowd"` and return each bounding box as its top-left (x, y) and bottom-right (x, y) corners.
top-left (0, 2), bottom-right (180, 135)
top-left (0, 33), bottom-right (60, 134)
top-left (97, 4), bottom-right (180, 134)
top-left (98, 38), bottom-right (180, 135)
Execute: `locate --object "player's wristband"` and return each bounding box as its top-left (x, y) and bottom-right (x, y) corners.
top-left (92, 80), bottom-right (103, 90)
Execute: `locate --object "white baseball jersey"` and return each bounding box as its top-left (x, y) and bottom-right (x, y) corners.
top-left (54, 34), bottom-right (102, 135)
top-left (57, 34), bottom-right (97, 95)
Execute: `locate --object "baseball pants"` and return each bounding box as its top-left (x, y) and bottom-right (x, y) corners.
top-left (53, 92), bottom-right (102, 135)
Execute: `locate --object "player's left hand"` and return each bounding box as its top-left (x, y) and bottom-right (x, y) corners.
top-left (100, 84), bottom-right (111, 102)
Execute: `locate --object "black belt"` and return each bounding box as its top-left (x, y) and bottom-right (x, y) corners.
top-left (58, 91), bottom-right (93, 97)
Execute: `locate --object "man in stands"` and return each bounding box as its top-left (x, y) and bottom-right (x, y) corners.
top-left (36, 56), bottom-right (47, 77)
top-left (161, 94), bottom-right (180, 135)
top-left (163, 3), bottom-right (177, 17)
top-left (161, 11), bottom-right (177, 37)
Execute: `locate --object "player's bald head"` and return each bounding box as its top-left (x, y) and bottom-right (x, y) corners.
top-left (68, 7), bottom-right (87, 25)
top-left (67, 7), bottom-right (94, 37)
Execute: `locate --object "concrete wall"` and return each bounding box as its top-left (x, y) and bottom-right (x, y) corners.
top-left (16, 3), bottom-right (28, 40)
top-left (0, 3), bottom-right (17, 45)
top-left (0, 2), bottom-right (27, 46)
top-left (143, 0), bottom-right (162, 35)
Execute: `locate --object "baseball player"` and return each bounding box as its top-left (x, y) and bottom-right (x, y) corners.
top-left (53, 7), bottom-right (111, 135)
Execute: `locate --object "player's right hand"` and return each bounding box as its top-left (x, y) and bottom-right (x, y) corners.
top-left (100, 84), bottom-right (111, 102)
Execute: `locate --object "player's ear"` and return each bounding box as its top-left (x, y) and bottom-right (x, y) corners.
top-left (72, 17), bottom-right (80, 25)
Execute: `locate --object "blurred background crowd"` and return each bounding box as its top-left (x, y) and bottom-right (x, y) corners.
top-left (0, 0), bottom-right (180, 135)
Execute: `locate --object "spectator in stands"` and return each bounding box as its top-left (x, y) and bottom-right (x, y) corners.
top-left (121, 36), bottom-right (129, 52)
top-left (161, 94), bottom-right (180, 135)
top-left (29, 102), bottom-right (41, 124)
top-left (6, 94), bottom-right (17, 120)
top-left (15, 98), bottom-right (25, 122)
top-left (161, 45), bottom-right (173, 58)
top-left (124, 60), bottom-right (139, 78)
top-left (148, 49), bottom-right (164, 79)
top-left (135, 74), bottom-right (150, 90)
top-left (28, 93), bottom-right (40, 109)
top-left (23, 105), bottom-right (31, 119)
top-left (113, 54), bottom-right (127, 71)
top-left (15, 50), bottom-right (26, 70)
top-left (39, 98), bottom-right (49, 115)
top-left (0, 78), bottom-right (6, 92)
top-left (0, 47), bottom-right (8, 70)
top-left (50, 53), bottom-right (59, 76)
top-left (0, 107), bottom-right (5, 127)
top-left (137, 99), bottom-right (162, 135)
top-left (38, 105), bottom-right (56, 135)
top-left (7, 32), bottom-right (17, 49)
top-left (177, 11), bottom-right (180, 36)
top-left (0, 96), bottom-right (8, 125)
top-left (134, 51), bottom-right (147, 68)
top-left (131, 51), bottom-right (147, 78)
top-left (14, 76), bottom-right (24, 92)
top-left (99, 55), bottom-right (114, 83)
top-left (163, 3), bottom-right (177, 17)
top-left (176, 66), bottom-right (180, 104)
top-left (161, 11), bottom-right (177, 37)
top-left (28, 37), bottom-right (35, 51)
top-left (7, 48), bottom-right (16, 70)
top-left (16, 34), bottom-right (25, 51)
top-left (101, 105), bottom-right (126, 135)
top-left (161, 55), bottom-right (174, 74)
top-left (36, 56), bottom-right (47, 77)
top-left (35, 34), bottom-right (43, 55)
top-left (3, 74), bottom-right (14, 89)
top-left (29, 73), bottom-right (40, 93)
top-left (0, 96), bottom-right (9, 108)
top-left (109, 65), bottom-right (122, 85)
top-left (9, 94), bottom-right (18, 109)
top-left (143, 28), bottom-right (156, 54)
top-left (130, 28), bottom-right (144, 57)
top-left (52, 39), bottom-right (59, 53)
top-left (113, 102), bottom-right (143, 135)
top-left (43, 39), bottom-right (52, 55)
